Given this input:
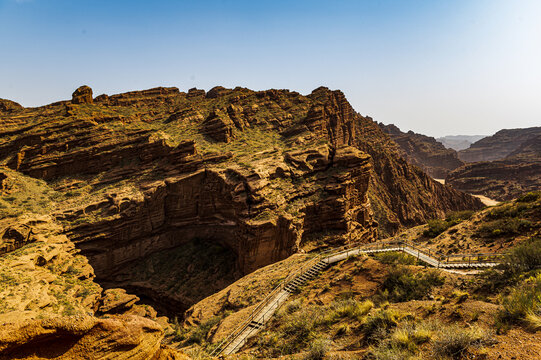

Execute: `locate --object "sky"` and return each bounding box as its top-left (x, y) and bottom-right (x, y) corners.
top-left (1, 0), bottom-right (540, 137)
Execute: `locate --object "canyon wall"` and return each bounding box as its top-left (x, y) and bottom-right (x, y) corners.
top-left (448, 134), bottom-right (541, 201)
top-left (379, 123), bottom-right (464, 178)
top-left (458, 127), bottom-right (541, 163)
top-left (0, 84), bottom-right (486, 358)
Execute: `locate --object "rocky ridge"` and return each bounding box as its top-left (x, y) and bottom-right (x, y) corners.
top-left (0, 85), bottom-right (483, 358)
top-left (379, 123), bottom-right (465, 178)
top-left (447, 133), bottom-right (541, 201)
top-left (458, 127), bottom-right (541, 163)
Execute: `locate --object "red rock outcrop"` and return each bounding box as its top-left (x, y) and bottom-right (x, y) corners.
top-left (0, 84), bottom-right (482, 328)
top-left (458, 127), bottom-right (541, 162)
top-left (379, 123), bottom-right (464, 178)
top-left (447, 134), bottom-right (541, 201)
top-left (71, 85), bottom-right (93, 104)
top-left (0, 315), bottom-right (181, 360)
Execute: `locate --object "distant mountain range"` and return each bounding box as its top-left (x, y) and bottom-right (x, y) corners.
top-left (436, 135), bottom-right (487, 151)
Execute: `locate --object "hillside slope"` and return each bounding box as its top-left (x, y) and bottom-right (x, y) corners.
top-left (0, 85), bottom-right (482, 358)
top-left (379, 123), bottom-right (465, 178)
top-left (447, 134), bottom-right (541, 201)
top-left (458, 127), bottom-right (541, 163)
top-left (181, 193), bottom-right (541, 359)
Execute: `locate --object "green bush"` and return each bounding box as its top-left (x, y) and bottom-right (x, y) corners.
top-left (373, 251), bottom-right (418, 265)
top-left (379, 266), bottom-right (445, 302)
top-left (517, 192), bottom-right (540, 203)
top-left (504, 237), bottom-right (541, 275)
top-left (423, 219), bottom-right (451, 238)
top-left (432, 325), bottom-right (493, 359)
top-left (478, 218), bottom-right (532, 238)
top-left (499, 273), bottom-right (541, 328)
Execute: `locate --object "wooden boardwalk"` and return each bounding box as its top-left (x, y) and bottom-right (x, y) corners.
top-left (212, 241), bottom-right (501, 356)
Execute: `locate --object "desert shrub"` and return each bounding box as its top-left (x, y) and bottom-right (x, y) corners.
top-left (331, 298), bottom-right (373, 321)
top-left (503, 237), bottom-right (541, 275)
top-left (477, 218), bottom-right (532, 238)
top-left (284, 298), bottom-right (303, 314)
top-left (517, 192), bottom-right (540, 203)
top-left (304, 338), bottom-right (330, 360)
top-left (370, 344), bottom-right (414, 360)
top-left (432, 325), bottom-right (493, 359)
top-left (423, 211), bottom-right (475, 238)
top-left (446, 210), bottom-right (475, 223)
top-left (183, 345), bottom-right (213, 360)
top-left (184, 316), bottom-right (221, 345)
top-left (362, 308), bottom-right (402, 343)
top-left (477, 238), bottom-right (541, 293)
top-left (275, 306), bottom-right (324, 354)
top-left (423, 219), bottom-right (451, 238)
top-left (498, 273), bottom-right (541, 329)
top-left (335, 323), bottom-right (351, 336)
top-left (450, 290), bottom-right (470, 304)
top-left (371, 321), bottom-right (434, 359)
top-left (373, 251), bottom-right (418, 265)
top-left (379, 266), bottom-right (445, 302)
top-left (485, 201), bottom-right (534, 220)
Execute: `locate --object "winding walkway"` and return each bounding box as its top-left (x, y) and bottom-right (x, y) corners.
top-left (212, 240), bottom-right (501, 356)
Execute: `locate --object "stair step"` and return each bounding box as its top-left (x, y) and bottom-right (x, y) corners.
top-left (248, 321), bottom-right (265, 329)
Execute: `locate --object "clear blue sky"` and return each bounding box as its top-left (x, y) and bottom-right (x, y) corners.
top-left (1, 0), bottom-right (540, 137)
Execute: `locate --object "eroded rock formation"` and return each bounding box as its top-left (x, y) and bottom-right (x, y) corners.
top-left (0, 315), bottom-right (179, 360)
top-left (436, 135), bottom-right (486, 151)
top-left (448, 134), bottom-right (541, 201)
top-left (71, 85), bottom-right (93, 104)
top-left (0, 84), bottom-right (483, 358)
top-left (0, 99), bottom-right (23, 113)
top-left (379, 123), bottom-right (464, 178)
top-left (458, 127), bottom-right (541, 162)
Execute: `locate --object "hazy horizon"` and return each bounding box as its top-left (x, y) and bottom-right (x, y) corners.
top-left (1, 0), bottom-right (540, 137)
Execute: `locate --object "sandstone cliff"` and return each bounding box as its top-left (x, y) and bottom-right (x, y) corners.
top-left (0, 215), bottom-right (181, 359)
top-left (458, 127), bottom-right (541, 162)
top-left (379, 123), bottom-right (465, 178)
top-left (0, 85), bottom-right (483, 357)
top-left (354, 119), bottom-right (481, 235)
top-left (447, 134), bottom-right (541, 201)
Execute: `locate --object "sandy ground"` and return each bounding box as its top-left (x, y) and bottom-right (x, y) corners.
top-left (433, 178), bottom-right (500, 206)
top-left (472, 194), bottom-right (500, 206)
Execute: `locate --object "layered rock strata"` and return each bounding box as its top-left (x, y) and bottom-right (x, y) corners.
top-left (448, 134), bottom-right (541, 201)
top-left (0, 85), bottom-right (484, 357)
top-left (458, 127), bottom-right (541, 162)
top-left (379, 123), bottom-right (464, 178)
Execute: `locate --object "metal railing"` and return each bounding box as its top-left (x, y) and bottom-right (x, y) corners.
top-left (209, 254), bottom-right (323, 356)
top-left (210, 239), bottom-right (505, 356)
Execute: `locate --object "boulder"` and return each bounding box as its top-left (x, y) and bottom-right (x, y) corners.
top-left (0, 225), bottom-right (33, 255)
top-left (98, 288), bottom-right (140, 314)
top-left (72, 85), bottom-right (93, 104)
